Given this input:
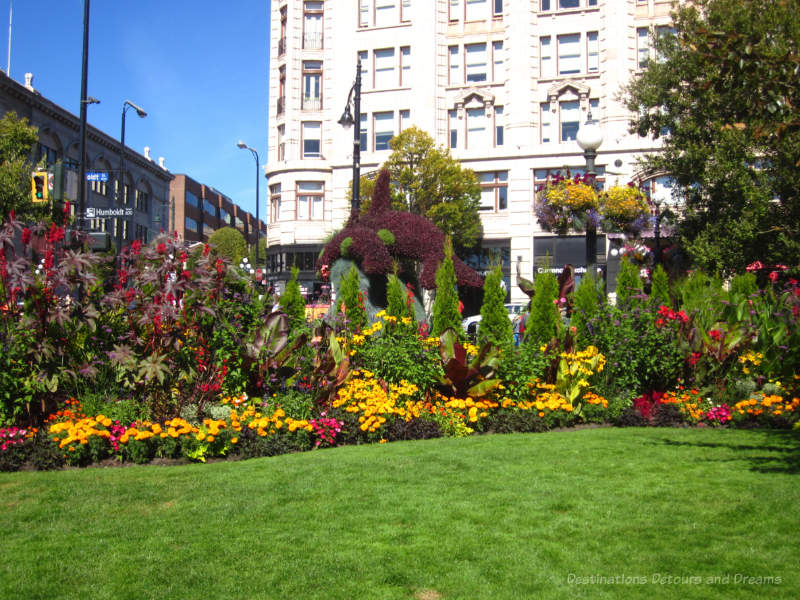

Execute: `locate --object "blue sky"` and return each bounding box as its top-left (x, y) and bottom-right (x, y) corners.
top-left (5, 0), bottom-right (270, 217)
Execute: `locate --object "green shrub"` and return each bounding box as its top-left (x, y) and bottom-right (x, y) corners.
top-left (570, 273), bottom-right (602, 345)
top-left (279, 266), bottom-right (307, 332)
top-left (615, 256), bottom-right (643, 307)
top-left (478, 265), bottom-right (513, 346)
top-left (431, 238), bottom-right (462, 337)
top-left (340, 237), bottom-right (353, 256)
top-left (337, 265), bottom-right (367, 331)
top-left (525, 270), bottom-right (559, 346)
top-left (376, 229), bottom-right (395, 246)
top-left (386, 272), bottom-right (412, 320)
top-left (650, 264), bottom-right (670, 306)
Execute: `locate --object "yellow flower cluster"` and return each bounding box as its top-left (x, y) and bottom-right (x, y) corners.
top-left (333, 371), bottom-right (422, 432)
top-left (560, 345), bottom-right (606, 374)
top-left (230, 405), bottom-right (314, 437)
top-left (733, 395), bottom-right (800, 417)
top-left (738, 351), bottom-right (764, 375)
top-left (545, 180), bottom-right (599, 211)
top-left (583, 391), bottom-right (609, 408)
top-left (436, 394), bottom-right (499, 422)
top-left (220, 393), bottom-right (249, 407)
top-left (601, 185), bottom-right (648, 221)
top-left (49, 416), bottom-right (112, 449)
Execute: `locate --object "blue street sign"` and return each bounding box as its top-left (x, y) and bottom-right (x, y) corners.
top-left (86, 172), bottom-right (109, 182)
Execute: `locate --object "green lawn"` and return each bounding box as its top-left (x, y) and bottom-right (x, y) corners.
top-left (1, 427), bottom-right (798, 599)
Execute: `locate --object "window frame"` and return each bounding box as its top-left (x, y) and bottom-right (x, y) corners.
top-left (302, 1), bottom-right (324, 50)
top-left (301, 121), bottom-right (322, 159)
top-left (478, 171), bottom-right (508, 212)
top-left (302, 60), bottom-right (323, 110)
top-left (373, 111), bottom-right (395, 151)
top-left (295, 181), bottom-right (324, 221)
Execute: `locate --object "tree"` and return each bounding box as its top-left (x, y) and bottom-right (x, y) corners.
top-left (208, 227), bottom-right (247, 266)
top-left (623, 0), bottom-right (800, 273)
top-left (383, 126), bottom-right (483, 255)
top-left (0, 112), bottom-right (42, 222)
top-left (431, 238), bottom-right (462, 337)
top-left (478, 265), bottom-right (512, 346)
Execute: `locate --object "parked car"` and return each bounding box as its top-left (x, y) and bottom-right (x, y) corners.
top-left (463, 303), bottom-right (528, 340)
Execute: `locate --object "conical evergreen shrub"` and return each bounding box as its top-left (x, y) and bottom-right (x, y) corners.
top-left (570, 273), bottom-right (602, 345)
top-left (279, 266), bottom-right (307, 332)
top-left (525, 269), bottom-right (559, 346)
top-left (615, 255), bottom-right (643, 307)
top-left (431, 238), bottom-right (462, 337)
top-left (650, 263), bottom-right (670, 306)
top-left (478, 265), bottom-right (512, 346)
top-left (337, 264), bottom-right (367, 331)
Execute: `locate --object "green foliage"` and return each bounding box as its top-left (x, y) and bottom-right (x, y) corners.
top-left (729, 272), bottom-right (757, 299)
top-left (208, 227), bottom-right (247, 266)
top-left (495, 343), bottom-right (549, 402)
top-left (570, 273), bottom-right (603, 345)
top-left (587, 304), bottom-right (684, 399)
top-left (431, 238), bottom-right (461, 337)
top-left (623, 0), bottom-right (800, 273)
top-left (437, 329), bottom-right (501, 399)
top-left (615, 256), bottom-right (643, 307)
top-left (650, 264), bottom-right (670, 306)
top-left (478, 265), bottom-right (512, 346)
top-left (340, 236), bottom-right (353, 257)
top-left (525, 270), bottom-right (559, 346)
top-left (383, 126), bottom-right (483, 254)
top-left (279, 266), bottom-right (307, 332)
top-left (0, 112), bottom-right (45, 222)
top-left (376, 229), bottom-right (395, 246)
top-left (676, 270), bottom-right (726, 331)
top-left (386, 272), bottom-right (411, 320)
top-left (337, 265), bottom-right (367, 331)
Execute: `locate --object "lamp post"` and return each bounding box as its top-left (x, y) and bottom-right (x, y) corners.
top-left (237, 141), bottom-right (262, 279)
top-left (338, 57), bottom-right (362, 220)
top-left (77, 0), bottom-right (91, 232)
top-left (117, 100), bottom-right (147, 250)
top-left (576, 110), bottom-right (603, 283)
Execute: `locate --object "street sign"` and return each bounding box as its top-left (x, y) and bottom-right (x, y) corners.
top-left (86, 172), bottom-right (109, 182)
top-left (85, 207), bottom-right (134, 219)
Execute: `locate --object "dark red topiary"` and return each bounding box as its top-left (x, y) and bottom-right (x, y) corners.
top-left (317, 170), bottom-right (482, 290)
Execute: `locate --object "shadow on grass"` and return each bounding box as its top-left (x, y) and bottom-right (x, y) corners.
top-left (653, 428), bottom-right (800, 475)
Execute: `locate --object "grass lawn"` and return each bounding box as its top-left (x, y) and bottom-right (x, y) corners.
top-left (1, 427), bottom-right (798, 599)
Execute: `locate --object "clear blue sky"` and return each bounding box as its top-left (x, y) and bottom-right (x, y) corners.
top-left (5, 0), bottom-right (270, 218)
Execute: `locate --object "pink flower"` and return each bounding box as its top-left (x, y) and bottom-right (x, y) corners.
top-left (768, 271), bottom-right (779, 283)
top-left (746, 261), bottom-right (764, 272)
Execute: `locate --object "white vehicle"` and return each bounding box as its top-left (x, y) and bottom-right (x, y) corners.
top-left (462, 303), bottom-right (527, 339)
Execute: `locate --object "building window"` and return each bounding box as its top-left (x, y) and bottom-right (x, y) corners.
top-left (302, 121), bottom-right (321, 158)
top-left (278, 66), bottom-right (286, 114)
top-left (277, 125), bottom-right (285, 161)
top-left (540, 102), bottom-right (552, 143)
top-left (493, 0), bottom-right (503, 18)
top-left (358, 50), bottom-right (369, 89)
top-left (466, 108), bottom-right (488, 149)
top-left (587, 31), bottom-right (599, 72)
top-left (495, 106), bottom-right (504, 146)
top-left (185, 216), bottom-right (198, 232)
top-left (541, 0), bottom-right (596, 11)
top-left (540, 37), bottom-right (553, 79)
top-left (270, 184), bottom-right (281, 222)
top-left (656, 26), bottom-right (676, 63)
top-left (203, 198), bottom-right (217, 217)
top-left (360, 113), bottom-right (368, 152)
top-left (401, 0), bottom-right (411, 21)
top-left (297, 182), bottom-right (324, 220)
top-left (303, 1), bottom-right (323, 50)
top-left (302, 61), bottom-right (323, 110)
top-left (449, 45), bottom-right (461, 85)
top-left (279, 6), bottom-right (287, 56)
top-left (465, 0), bottom-right (487, 21)
top-left (375, 0), bottom-right (397, 27)
top-left (478, 171), bottom-right (508, 211)
top-left (559, 100), bottom-right (580, 142)
top-left (400, 46), bottom-right (411, 86)
top-left (373, 111), bottom-right (395, 151)
top-left (557, 33), bottom-right (581, 75)
top-left (136, 190), bottom-right (150, 212)
top-left (400, 109), bottom-right (411, 132)
top-left (186, 190), bottom-right (199, 208)
top-left (449, 110), bottom-right (459, 149)
top-left (465, 43), bottom-right (487, 83)
top-left (374, 48), bottom-right (396, 88)
top-left (637, 27), bottom-right (649, 69)
top-left (220, 208), bottom-right (231, 225)
top-left (359, 0), bottom-right (369, 27)
top-left (492, 41), bottom-right (504, 82)
top-left (449, 0), bottom-right (459, 21)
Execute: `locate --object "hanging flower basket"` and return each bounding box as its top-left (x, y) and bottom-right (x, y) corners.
top-left (535, 174), bottom-right (600, 235)
top-left (600, 184), bottom-right (650, 236)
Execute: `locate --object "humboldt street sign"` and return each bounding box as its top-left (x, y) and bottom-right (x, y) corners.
top-left (86, 172), bottom-right (109, 182)
top-left (85, 207), bottom-right (133, 218)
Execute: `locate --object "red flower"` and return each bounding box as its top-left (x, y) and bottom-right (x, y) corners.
top-left (708, 329), bottom-right (723, 342)
top-left (768, 271), bottom-right (779, 283)
top-left (21, 228), bottom-right (32, 245)
top-left (156, 243), bottom-right (167, 254)
top-left (203, 243), bottom-right (211, 257)
top-left (687, 352), bottom-right (702, 366)
top-left (746, 261), bottom-right (764, 272)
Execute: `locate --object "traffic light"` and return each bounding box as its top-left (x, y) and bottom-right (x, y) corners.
top-left (31, 171), bottom-right (49, 203)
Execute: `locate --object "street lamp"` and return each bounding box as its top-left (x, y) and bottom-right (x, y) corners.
top-left (77, 0), bottom-right (91, 232)
top-left (117, 100), bottom-right (147, 250)
top-left (237, 141), bottom-right (262, 279)
top-left (576, 110), bottom-right (603, 283)
top-left (338, 57), bottom-right (362, 219)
